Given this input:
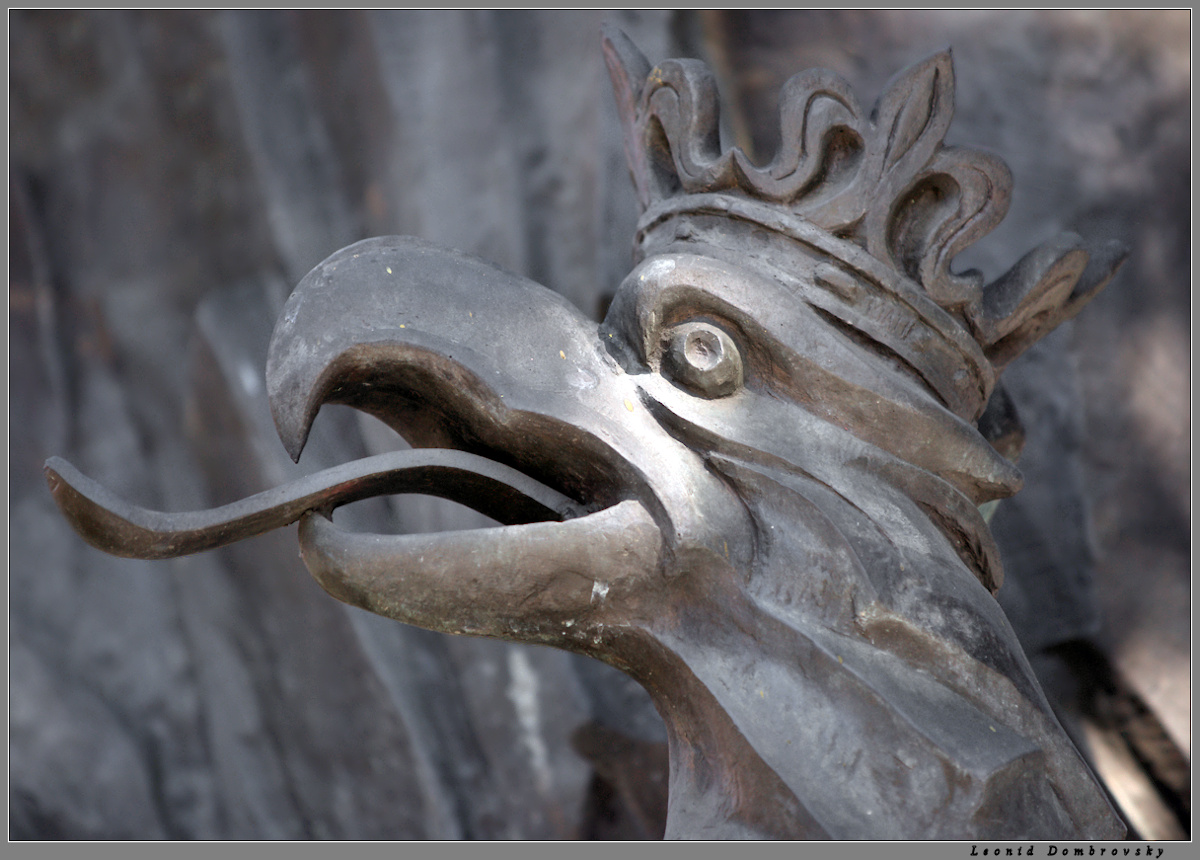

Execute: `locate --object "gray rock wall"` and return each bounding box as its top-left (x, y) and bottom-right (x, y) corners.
top-left (10, 9), bottom-right (1188, 839)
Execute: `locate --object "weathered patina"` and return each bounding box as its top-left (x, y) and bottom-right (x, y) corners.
top-left (46, 30), bottom-right (1127, 839)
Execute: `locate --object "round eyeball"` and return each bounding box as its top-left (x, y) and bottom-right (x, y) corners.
top-left (663, 322), bottom-right (743, 398)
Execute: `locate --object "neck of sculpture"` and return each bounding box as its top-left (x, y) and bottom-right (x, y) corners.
top-left (615, 597), bottom-right (834, 840)
top-left (609, 454), bottom-right (1070, 839)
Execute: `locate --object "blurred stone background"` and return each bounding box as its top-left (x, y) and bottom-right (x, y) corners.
top-left (9, 10), bottom-right (1190, 840)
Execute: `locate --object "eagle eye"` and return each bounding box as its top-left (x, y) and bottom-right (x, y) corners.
top-left (662, 322), bottom-right (743, 398)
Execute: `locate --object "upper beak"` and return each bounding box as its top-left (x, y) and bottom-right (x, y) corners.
top-left (267, 237), bottom-right (633, 482)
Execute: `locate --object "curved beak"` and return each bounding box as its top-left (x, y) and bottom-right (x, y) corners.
top-left (263, 236), bottom-right (748, 641)
top-left (45, 235), bottom-right (749, 646)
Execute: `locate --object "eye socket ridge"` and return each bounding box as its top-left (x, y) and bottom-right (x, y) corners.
top-left (661, 320), bottom-right (744, 398)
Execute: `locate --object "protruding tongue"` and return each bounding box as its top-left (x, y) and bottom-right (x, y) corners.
top-left (44, 449), bottom-right (586, 560)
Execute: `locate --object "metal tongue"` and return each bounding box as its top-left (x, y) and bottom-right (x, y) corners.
top-left (44, 449), bottom-right (586, 560)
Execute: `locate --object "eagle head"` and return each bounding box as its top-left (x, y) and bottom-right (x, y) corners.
top-left (45, 30), bottom-right (1128, 840)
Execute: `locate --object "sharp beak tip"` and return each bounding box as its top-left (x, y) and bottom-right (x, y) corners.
top-left (272, 407), bottom-right (310, 464)
top-left (283, 439), bottom-right (305, 464)
top-left (266, 378), bottom-right (313, 464)
top-left (265, 340), bottom-right (325, 465)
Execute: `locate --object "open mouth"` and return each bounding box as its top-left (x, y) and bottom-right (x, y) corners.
top-left (46, 235), bottom-right (680, 633)
top-left (46, 438), bottom-right (662, 640)
top-left (42, 229), bottom-right (645, 564)
top-left (45, 396), bottom-right (660, 633)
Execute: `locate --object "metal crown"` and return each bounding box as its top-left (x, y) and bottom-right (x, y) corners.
top-left (603, 27), bottom-right (1127, 421)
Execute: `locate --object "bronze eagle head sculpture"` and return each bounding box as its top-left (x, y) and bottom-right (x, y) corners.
top-left (45, 29), bottom-right (1127, 839)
